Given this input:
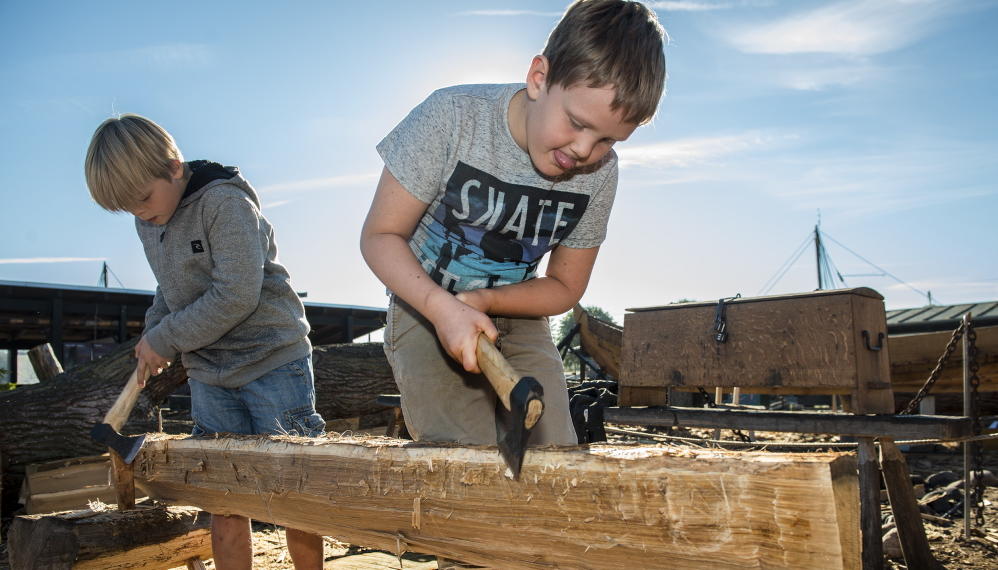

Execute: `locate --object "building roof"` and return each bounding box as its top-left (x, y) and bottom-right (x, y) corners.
top-left (886, 301), bottom-right (998, 334)
top-left (0, 279), bottom-right (385, 351)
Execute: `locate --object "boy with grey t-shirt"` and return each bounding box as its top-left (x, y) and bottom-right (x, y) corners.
top-left (361, 0), bottom-right (666, 448)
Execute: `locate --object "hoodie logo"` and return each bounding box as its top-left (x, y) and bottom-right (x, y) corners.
top-left (191, 240), bottom-right (205, 254)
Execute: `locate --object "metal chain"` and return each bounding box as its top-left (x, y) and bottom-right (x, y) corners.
top-left (900, 320), bottom-right (965, 414)
top-left (966, 322), bottom-right (985, 526)
top-left (696, 387), bottom-right (752, 443)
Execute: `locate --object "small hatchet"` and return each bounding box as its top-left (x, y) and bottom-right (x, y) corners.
top-left (90, 367), bottom-right (148, 464)
top-left (476, 334), bottom-right (544, 480)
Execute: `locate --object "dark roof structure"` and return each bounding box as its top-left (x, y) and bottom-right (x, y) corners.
top-left (0, 279), bottom-right (386, 359)
top-left (886, 301), bottom-right (998, 334)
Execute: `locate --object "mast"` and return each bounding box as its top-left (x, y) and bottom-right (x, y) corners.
top-left (814, 224), bottom-right (824, 290)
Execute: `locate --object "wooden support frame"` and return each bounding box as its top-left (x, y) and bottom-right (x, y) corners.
top-left (604, 406), bottom-right (972, 440)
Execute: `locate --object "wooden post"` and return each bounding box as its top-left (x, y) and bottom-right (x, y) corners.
top-left (28, 343), bottom-right (63, 382)
top-left (962, 312), bottom-right (972, 538)
top-left (857, 438), bottom-right (883, 570)
top-left (880, 439), bottom-right (934, 567)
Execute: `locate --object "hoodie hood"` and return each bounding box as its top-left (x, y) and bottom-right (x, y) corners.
top-left (178, 160), bottom-right (261, 210)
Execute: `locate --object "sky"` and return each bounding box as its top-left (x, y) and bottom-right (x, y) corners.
top-left (1, 0), bottom-right (996, 328)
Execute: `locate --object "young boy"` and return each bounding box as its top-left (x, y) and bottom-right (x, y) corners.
top-left (361, 0), bottom-right (666, 450)
top-left (85, 114), bottom-right (325, 570)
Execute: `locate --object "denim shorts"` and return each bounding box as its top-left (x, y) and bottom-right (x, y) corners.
top-left (189, 355), bottom-right (326, 437)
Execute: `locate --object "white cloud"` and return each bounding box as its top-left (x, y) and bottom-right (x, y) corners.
top-left (727, 0), bottom-right (951, 56)
top-left (0, 257), bottom-right (105, 264)
top-left (260, 172), bottom-right (379, 194)
top-left (618, 132), bottom-right (790, 169)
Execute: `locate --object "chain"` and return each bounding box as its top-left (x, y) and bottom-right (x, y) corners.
top-left (966, 321), bottom-right (985, 526)
top-left (899, 320), bottom-right (965, 414)
top-left (696, 387), bottom-right (752, 443)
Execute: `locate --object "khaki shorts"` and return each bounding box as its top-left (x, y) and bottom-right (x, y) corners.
top-left (384, 295), bottom-right (578, 446)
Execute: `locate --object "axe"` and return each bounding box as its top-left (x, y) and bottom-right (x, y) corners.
top-left (90, 366), bottom-right (148, 464)
top-left (476, 334), bottom-right (544, 480)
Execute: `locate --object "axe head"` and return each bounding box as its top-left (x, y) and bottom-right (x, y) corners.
top-left (90, 423), bottom-right (146, 464)
top-left (495, 376), bottom-right (544, 480)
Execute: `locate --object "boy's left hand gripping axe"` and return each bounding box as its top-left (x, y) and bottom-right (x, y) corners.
top-left (90, 367), bottom-right (149, 464)
top-left (476, 334), bottom-right (544, 480)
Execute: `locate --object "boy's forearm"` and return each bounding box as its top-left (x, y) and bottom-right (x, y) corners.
top-left (464, 276), bottom-right (583, 318)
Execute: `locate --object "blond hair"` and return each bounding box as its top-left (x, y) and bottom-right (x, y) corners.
top-left (543, 0), bottom-right (667, 125)
top-left (85, 114), bottom-right (184, 211)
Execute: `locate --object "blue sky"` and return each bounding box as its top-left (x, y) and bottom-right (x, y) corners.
top-left (1, 0), bottom-right (996, 325)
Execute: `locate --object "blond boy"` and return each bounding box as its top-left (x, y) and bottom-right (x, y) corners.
top-left (86, 115), bottom-right (324, 570)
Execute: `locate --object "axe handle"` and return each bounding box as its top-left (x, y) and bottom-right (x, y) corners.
top-left (476, 335), bottom-right (543, 429)
top-left (103, 367), bottom-right (148, 431)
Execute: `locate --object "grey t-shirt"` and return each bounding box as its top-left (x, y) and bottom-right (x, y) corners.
top-left (377, 83), bottom-right (618, 293)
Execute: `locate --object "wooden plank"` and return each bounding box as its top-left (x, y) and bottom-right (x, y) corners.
top-left (889, 326), bottom-right (998, 393)
top-left (850, 294), bottom-right (895, 414)
top-left (7, 504), bottom-right (211, 570)
top-left (25, 455), bottom-right (110, 495)
top-left (604, 406), bottom-right (973, 440)
top-left (879, 439), bottom-right (935, 568)
top-left (857, 438), bottom-right (883, 570)
top-left (621, 288), bottom-right (887, 391)
top-left (574, 305), bottom-right (623, 379)
top-left (136, 434), bottom-right (860, 570)
top-left (26, 486), bottom-right (119, 516)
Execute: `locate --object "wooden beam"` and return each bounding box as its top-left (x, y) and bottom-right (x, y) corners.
top-left (7, 504), bottom-right (211, 570)
top-left (136, 433), bottom-right (859, 569)
top-left (604, 406), bottom-right (973, 440)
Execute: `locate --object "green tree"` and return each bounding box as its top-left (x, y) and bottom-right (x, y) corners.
top-left (554, 306), bottom-right (618, 373)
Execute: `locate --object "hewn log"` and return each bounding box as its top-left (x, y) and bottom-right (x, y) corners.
top-left (0, 339), bottom-right (186, 509)
top-left (136, 434), bottom-right (860, 569)
top-left (7, 503), bottom-right (211, 570)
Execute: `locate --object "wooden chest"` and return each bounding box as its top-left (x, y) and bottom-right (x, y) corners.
top-left (619, 288), bottom-right (894, 412)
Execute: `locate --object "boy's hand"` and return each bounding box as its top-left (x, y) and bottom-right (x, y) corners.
top-left (134, 336), bottom-right (170, 387)
top-left (429, 292), bottom-right (497, 374)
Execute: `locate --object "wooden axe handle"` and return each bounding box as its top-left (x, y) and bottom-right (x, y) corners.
top-left (476, 335), bottom-right (543, 429)
top-left (103, 367), bottom-right (149, 431)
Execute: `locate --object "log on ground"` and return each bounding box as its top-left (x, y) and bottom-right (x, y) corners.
top-left (0, 339), bottom-right (187, 508)
top-left (7, 503), bottom-right (211, 570)
top-left (135, 433), bottom-right (859, 569)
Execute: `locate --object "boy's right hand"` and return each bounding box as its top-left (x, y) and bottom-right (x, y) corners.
top-left (134, 335), bottom-right (171, 387)
top-left (427, 291), bottom-right (498, 374)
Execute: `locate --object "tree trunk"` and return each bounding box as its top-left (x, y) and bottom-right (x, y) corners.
top-left (311, 342), bottom-right (398, 419)
top-left (0, 338), bottom-right (188, 508)
top-left (136, 434), bottom-right (860, 570)
top-left (7, 503), bottom-right (211, 570)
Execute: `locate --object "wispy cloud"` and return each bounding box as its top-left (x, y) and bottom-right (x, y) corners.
top-left (460, 10), bottom-right (562, 17)
top-left (727, 0), bottom-right (952, 56)
top-left (263, 200), bottom-right (292, 209)
top-left (259, 173), bottom-right (379, 194)
top-left (619, 132), bottom-right (791, 169)
top-left (0, 257), bottom-right (105, 264)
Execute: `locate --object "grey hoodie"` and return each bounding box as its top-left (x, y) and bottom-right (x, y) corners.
top-left (137, 164), bottom-right (310, 388)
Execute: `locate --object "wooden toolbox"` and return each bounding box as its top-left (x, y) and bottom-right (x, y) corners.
top-left (619, 288), bottom-right (894, 412)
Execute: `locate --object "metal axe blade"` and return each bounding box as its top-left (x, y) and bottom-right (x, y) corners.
top-left (90, 422), bottom-right (147, 464)
top-left (494, 376), bottom-right (544, 480)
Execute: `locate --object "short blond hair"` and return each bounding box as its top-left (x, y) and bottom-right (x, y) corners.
top-left (543, 0), bottom-right (667, 125)
top-left (85, 114), bottom-right (184, 211)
